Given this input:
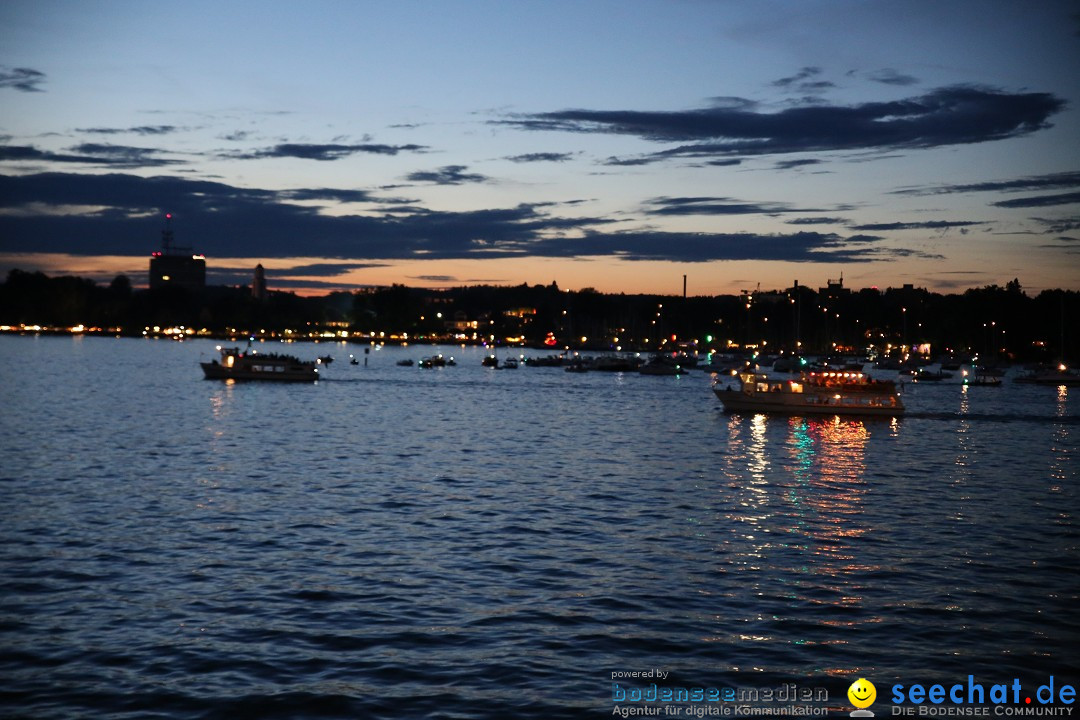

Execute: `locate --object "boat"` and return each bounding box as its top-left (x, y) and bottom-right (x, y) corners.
top-left (771, 356), bottom-right (807, 373)
top-left (565, 357), bottom-right (591, 373)
top-left (714, 370), bottom-right (904, 416)
top-left (396, 358), bottom-right (414, 366)
top-left (524, 354), bottom-right (566, 367)
top-left (639, 354), bottom-right (688, 376)
top-left (419, 354), bottom-right (456, 368)
top-left (962, 367), bottom-right (1002, 387)
top-left (201, 345), bottom-right (321, 381)
top-left (912, 368), bottom-right (952, 382)
top-left (1014, 365), bottom-right (1080, 386)
top-left (591, 353), bottom-right (642, 372)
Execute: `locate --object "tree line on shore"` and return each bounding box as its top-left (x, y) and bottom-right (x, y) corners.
top-left (1, 269), bottom-right (1076, 361)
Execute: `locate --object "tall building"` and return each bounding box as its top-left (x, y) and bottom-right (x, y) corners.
top-left (253, 264), bottom-right (267, 300)
top-left (149, 213), bottom-right (206, 290)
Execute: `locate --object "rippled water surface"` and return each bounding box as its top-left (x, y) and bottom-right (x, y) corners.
top-left (1, 336), bottom-right (1077, 718)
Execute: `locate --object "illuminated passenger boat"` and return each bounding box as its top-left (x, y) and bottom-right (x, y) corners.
top-left (714, 371), bottom-right (904, 416)
top-left (201, 346), bottom-right (320, 381)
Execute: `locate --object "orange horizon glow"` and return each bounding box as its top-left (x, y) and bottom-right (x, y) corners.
top-left (2, 251), bottom-right (1077, 298)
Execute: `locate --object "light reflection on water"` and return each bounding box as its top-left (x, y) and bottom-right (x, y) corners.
top-left (0, 336), bottom-right (1078, 718)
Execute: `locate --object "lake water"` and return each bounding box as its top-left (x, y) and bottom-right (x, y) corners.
top-left (1, 335), bottom-right (1077, 719)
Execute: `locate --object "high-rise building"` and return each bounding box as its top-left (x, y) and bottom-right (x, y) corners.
top-left (149, 213), bottom-right (206, 290)
top-left (253, 264), bottom-right (267, 300)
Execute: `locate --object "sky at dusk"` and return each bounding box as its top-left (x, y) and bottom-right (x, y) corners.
top-left (2, 0), bottom-right (1078, 296)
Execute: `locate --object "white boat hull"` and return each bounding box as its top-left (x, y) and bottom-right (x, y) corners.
top-left (715, 386), bottom-right (903, 415)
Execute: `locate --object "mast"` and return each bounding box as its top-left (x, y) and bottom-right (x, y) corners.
top-left (162, 212), bottom-right (174, 254)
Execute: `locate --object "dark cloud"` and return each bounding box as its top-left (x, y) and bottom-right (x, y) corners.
top-left (775, 159), bottom-right (821, 170)
top-left (706, 97), bottom-right (759, 111)
top-left (0, 172), bottom-right (600, 259)
top-left (786, 217), bottom-right (849, 225)
top-left (0, 145), bottom-right (58, 162)
top-left (505, 152), bottom-right (574, 163)
top-left (772, 66), bottom-right (835, 94)
top-left (502, 86), bottom-right (1064, 164)
top-left (1038, 236), bottom-right (1080, 253)
top-left (77, 125), bottom-right (180, 136)
top-left (519, 230), bottom-right (937, 263)
top-left (277, 188), bottom-right (378, 204)
top-left (206, 267), bottom-right (376, 289)
top-left (1032, 216), bottom-right (1080, 233)
top-left (893, 170), bottom-right (1080, 196)
top-left (0, 171), bottom-right (938, 266)
top-left (0, 143), bottom-right (181, 168)
top-left (282, 262), bottom-right (387, 275)
top-left (266, 277), bottom-right (378, 289)
top-left (602, 156), bottom-right (656, 167)
top-left (848, 220), bottom-right (982, 231)
top-left (922, 271), bottom-right (994, 290)
top-left (411, 275), bottom-right (457, 283)
top-left (991, 191), bottom-right (1080, 208)
top-left (225, 142), bottom-right (427, 161)
top-left (0, 66), bottom-right (46, 92)
top-left (644, 196), bottom-right (824, 216)
top-left (868, 69), bottom-right (919, 86)
top-left (405, 165), bottom-right (489, 185)
top-left (69, 143), bottom-right (183, 168)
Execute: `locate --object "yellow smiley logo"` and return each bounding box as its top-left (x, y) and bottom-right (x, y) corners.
top-left (848, 678), bottom-right (876, 709)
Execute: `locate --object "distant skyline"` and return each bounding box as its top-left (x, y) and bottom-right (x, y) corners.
top-left (2, 0), bottom-right (1078, 296)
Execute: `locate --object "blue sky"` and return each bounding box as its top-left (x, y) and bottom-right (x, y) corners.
top-left (1, 0), bottom-right (1078, 295)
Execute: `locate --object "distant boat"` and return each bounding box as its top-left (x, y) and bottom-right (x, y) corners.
top-left (639, 354), bottom-right (687, 376)
top-left (590, 353), bottom-right (642, 372)
top-left (912, 368), bottom-right (952, 382)
top-left (565, 357), bottom-right (591, 373)
top-left (524, 354), bottom-right (566, 367)
top-left (500, 357), bottom-right (519, 369)
top-left (419, 354), bottom-right (454, 368)
top-left (1014, 365), bottom-right (1080, 386)
top-left (699, 354), bottom-right (747, 374)
top-left (396, 358), bottom-right (414, 366)
top-left (715, 371), bottom-right (904, 416)
top-left (201, 345), bottom-right (320, 382)
top-left (481, 354), bottom-right (499, 367)
top-left (962, 366), bottom-right (1002, 387)
top-left (772, 356), bottom-right (806, 373)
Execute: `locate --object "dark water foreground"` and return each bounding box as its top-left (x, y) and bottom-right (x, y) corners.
top-left (1, 336), bottom-right (1077, 718)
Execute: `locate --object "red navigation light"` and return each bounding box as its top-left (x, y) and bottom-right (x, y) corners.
top-left (166, 213), bottom-right (172, 219)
